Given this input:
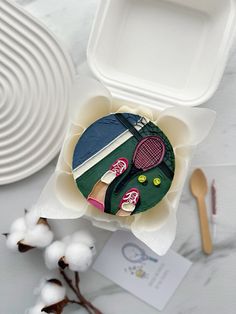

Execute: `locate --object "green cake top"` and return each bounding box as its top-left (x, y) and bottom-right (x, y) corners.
top-left (72, 113), bottom-right (175, 216)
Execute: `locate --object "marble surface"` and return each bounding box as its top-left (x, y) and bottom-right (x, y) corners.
top-left (1, 1), bottom-right (236, 313)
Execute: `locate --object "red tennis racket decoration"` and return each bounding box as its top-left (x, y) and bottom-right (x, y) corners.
top-left (115, 136), bottom-right (166, 193)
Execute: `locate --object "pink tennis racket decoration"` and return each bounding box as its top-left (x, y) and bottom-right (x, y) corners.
top-left (115, 136), bottom-right (166, 193)
top-left (134, 136), bottom-right (165, 171)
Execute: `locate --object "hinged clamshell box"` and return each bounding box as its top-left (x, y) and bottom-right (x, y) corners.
top-left (37, 0), bottom-right (236, 254)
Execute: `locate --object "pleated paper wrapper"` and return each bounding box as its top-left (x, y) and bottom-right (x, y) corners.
top-left (36, 78), bottom-right (215, 255)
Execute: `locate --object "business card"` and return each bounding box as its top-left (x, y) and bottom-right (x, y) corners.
top-left (93, 231), bottom-right (192, 311)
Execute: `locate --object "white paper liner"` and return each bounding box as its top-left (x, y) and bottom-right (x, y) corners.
top-left (37, 77), bottom-right (215, 255)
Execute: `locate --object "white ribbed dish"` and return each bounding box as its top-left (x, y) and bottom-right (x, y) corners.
top-left (0, 0), bottom-right (75, 185)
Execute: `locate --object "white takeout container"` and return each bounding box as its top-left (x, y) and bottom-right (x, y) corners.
top-left (87, 0), bottom-right (236, 108)
top-left (38, 0), bottom-right (236, 255)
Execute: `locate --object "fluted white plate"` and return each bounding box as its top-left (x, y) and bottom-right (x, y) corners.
top-left (0, 0), bottom-right (75, 185)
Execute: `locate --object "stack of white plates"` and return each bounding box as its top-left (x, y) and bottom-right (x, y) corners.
top-left (0, 0), bottom-right (75, 185)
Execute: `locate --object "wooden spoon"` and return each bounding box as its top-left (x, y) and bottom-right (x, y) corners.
top-left (190, 168), bottom-right (213, 255)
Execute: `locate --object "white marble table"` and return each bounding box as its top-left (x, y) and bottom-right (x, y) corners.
top-left (1, 1), bottom-right (236, 313)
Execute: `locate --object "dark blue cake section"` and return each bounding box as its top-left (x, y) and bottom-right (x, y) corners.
top-left (72, 113), bottom-right (140, 170)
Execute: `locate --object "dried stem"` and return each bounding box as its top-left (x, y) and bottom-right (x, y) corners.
top-left (75, 271), bottom-right (79, 292)
top-left (60, 269), bottom-right (78, 297)
top-left (60, 269), bottom-right (102, 314)
top-left (68, 299), bottom-right (82, 305)
top-left (74, 272), bottom-right (102, 314)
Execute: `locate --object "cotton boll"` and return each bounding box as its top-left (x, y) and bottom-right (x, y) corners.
top-left (72, 230), bottom-right (96, 255)
top-left (40, 282), bottom-right (66, 306)
top-left (10, 217), bottom-right (27, 233)
top-left (65, 242), bottom-right (93, 272)
top-left (24, 224), bottom-right (54, 248)
top-left (33, 278), bottom-right (48, 296)
top-left (25, 209), bottom-right (40, 227)
top-left (26, 302), bottom-right (45, 314)
top-left (71, 230), bottom-right (95, 247)
top-left (6, 232), bottom-right (24, 251)
top-left (44, 241), bottom-right (66, 269)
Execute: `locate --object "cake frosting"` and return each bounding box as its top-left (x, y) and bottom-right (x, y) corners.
top-left (72, 113), bottom-right (175, 216)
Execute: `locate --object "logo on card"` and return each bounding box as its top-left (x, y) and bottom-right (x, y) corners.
top-left (122, 243), bottom-right (158, 279)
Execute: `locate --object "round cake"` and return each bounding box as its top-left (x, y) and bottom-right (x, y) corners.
top-left (72, 113), bottom-right (175, 216)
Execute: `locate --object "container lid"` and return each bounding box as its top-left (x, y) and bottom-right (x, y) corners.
top-left (88, 0), bottom-right (236, 108)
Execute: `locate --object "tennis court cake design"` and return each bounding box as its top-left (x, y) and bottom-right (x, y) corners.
top-left (72, 113), bottom-right (175, 216)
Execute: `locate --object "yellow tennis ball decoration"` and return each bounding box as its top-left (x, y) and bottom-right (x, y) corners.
top-left (138, 175), bottom-right (147, 184)
top-left (153, 177), bottom-right (161, 186)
